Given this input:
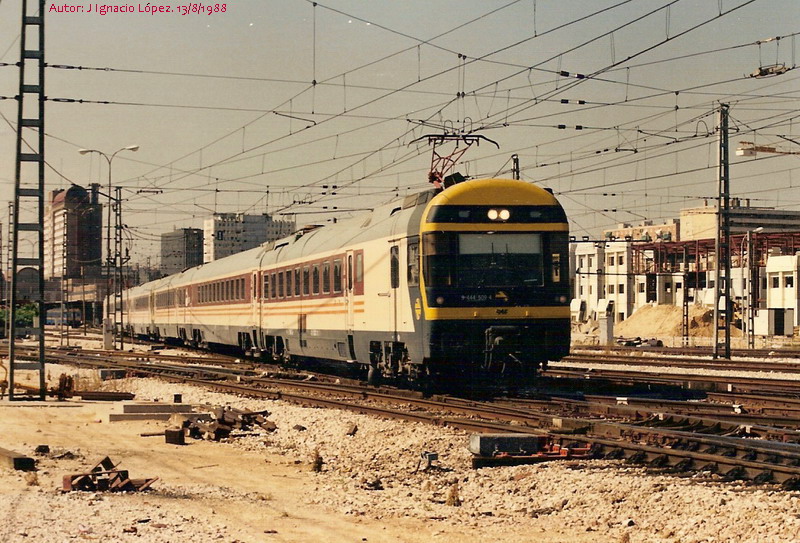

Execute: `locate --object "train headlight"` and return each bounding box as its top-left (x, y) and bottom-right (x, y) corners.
top-left (487, 208), bottom-right (510, 221)
top-left (436, 296), bottom-right (445, 305)
top-left (557, 295), bottom-right (567, 303)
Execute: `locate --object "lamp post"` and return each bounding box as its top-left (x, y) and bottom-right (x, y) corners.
top-left (78, 145), bottom-right (138, 349)
top-left (741, 227), bottom-right (763, 348)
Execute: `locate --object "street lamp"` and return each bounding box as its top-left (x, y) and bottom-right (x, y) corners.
top-left (78, 145), bottom-right (139, 350)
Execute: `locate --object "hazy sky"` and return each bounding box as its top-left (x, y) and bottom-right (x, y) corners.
top-left (1, 0), bottom-right (798, 265)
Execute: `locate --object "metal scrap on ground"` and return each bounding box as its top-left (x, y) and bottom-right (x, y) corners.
top-left (62, 456), bottom-right (157, 492)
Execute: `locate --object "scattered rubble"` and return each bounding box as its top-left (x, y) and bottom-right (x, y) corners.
top-left (174, 406), bottom-right (275, 442)
top-left (62, 456), bottom-right (157, 493)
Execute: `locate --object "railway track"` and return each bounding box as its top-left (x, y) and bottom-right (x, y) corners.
top-left (11, 343), bottom-right (800, 487)
top-left (561, 351), bottom-right (800, 375)
top-left (544, 363), bottom-right (800, 396)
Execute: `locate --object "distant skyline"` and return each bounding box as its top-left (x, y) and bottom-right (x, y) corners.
top-left (1, 0), bottom-right (798, 265)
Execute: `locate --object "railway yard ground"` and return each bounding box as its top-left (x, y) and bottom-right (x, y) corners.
top-left (3, 333), bottom-right (800, 542)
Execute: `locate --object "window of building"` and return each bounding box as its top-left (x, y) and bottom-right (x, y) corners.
top-left (579, 256), bottom-right (585, 269)
top-left (608, 257), bottom-right (614, 268)
top-left (676, 282), bottom-right (682, 290)
top-left (588, 256), bottom-right (593, 269)
top-left (579, 285), bottom-right (584, 295)
top-left (665, 282), bottom-right (672, 293)
top-left (638, 283), bottom-right (645, 293)
top-left (772, 276), bottom-right (780, 288)
top-left (589, 285), bottom-right (593, 295)
top-left (786, 276), bottom-right (794, 288)
top-left (618, 284), bottom-right (624, 294)
top-left (618, 255), bottom-right (624, 266)
top-left (608, 284), bottom-right (615, 294)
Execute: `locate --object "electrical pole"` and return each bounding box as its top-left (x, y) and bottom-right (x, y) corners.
top-left (114, 186), bottom-right (126, 350)
top-left (713, 103), bottom-right (732, 359)
top-left (9, 0), bottom-right (47, 400)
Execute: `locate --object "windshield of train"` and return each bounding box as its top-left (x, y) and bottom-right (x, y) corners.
top-left (423, 232), bottom-right (543, 288)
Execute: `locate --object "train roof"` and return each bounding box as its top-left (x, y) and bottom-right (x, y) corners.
top-left (126, 187), bottom-right (437, 296)
top-left (126, 178), bottom-right (562, 296)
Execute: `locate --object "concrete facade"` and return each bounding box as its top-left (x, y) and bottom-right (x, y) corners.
top-left (161, 228), bottom-right (203, 275)
top-left (203, 213), bottom-right (295, 263)
top-left (43, 185), bottom-right (102, 280)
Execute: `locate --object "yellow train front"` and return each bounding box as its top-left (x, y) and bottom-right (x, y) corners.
top-left (411, 178), bottom-right (570, 385)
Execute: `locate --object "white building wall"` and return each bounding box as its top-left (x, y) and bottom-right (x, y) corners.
top-left (203, 213), bottom-right (295, 263)
top-left (766, 255), bottom-right (800, 326)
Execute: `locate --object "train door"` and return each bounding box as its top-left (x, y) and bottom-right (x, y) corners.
top-left (345, 250), bottom-right (356, 332)
top-left (390, 244), bottom-right (400, 340)
top-left (148, 291), bottom-right (155, 330)
top-left (252, 272), bottom-right (259, 351)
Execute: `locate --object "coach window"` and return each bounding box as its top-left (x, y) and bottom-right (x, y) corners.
top-left (312, 265), bottom-right (320, 295)
top-left (356, 253), bottom-right (364, 283)
top-left (263, 274), bottom-right (269, 299)
top-left (407, 242), bottom-right (419, 286)
top-left (347, 255), bottom-right (353, 291)
top-left (294, 268), bottom-right (301, 296)
top-left (283, 271), bottom-right (291, 298)
top-left (390, 246), bottom-right (400, 289)
top-left (270, 273), bottom-right (277, 299)
top-left (333, 259), bottom-right (343, 293)
top-left (303, 266), bottom-right (310, 296)
top-left (278, 271), bottom-right (285, 298)
top-left (322, 261), bottom-right (331, 293)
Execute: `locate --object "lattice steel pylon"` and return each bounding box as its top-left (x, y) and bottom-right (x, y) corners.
top-left (8, 0), bottom-right (47, 400)
top-left (713, 103), bottom-right (732, 360)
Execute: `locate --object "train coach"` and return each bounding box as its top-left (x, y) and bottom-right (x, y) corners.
top-left (120, 177), bottom-right (570, 387)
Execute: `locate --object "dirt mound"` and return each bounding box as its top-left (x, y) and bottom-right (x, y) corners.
top-left (615, 303), bottom-right (739, 338)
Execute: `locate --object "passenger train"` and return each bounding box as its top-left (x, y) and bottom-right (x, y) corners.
top-left (119, 177), bottom-right (570, 387)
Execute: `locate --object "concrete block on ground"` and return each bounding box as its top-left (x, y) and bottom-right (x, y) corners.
top-left (98, 369), bottom-right (127, 380)
top-left (468, 433), bottom-right (548, 457)
top-left (121, 403), bottom-right (195, 414)
top-left (0, 446), bottom-right (35, 471)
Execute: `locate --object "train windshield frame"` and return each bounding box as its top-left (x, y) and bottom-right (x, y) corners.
top-left (422, 231), bottom-right (544, 289)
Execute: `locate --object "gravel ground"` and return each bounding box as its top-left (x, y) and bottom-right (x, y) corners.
top-left (3, 353), bottom-right (800, 542)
